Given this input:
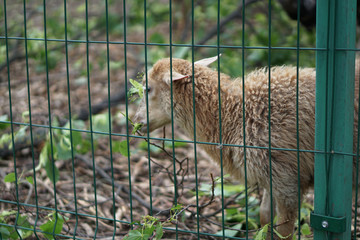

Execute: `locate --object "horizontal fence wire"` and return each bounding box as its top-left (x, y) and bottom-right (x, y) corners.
top-left (1, 119), bottom-right (358, 156)
top-left (0, 0), bottom-right (359, 239)
top-left (0, 36), bottom-right (327, 50)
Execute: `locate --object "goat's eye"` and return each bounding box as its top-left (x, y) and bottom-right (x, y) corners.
top-left (143, 86), bottom-right (151, 94)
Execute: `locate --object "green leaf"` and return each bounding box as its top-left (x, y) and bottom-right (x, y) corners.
top-left (155, 224), bottom-right (163, 240)
top-left (0, 133), bottom-right (12, 148)
top-left (300, 223), bottom-right (311, 236)
top-left (110, 61), bottom-right (123, 70)
top-left (39, 213), bottom-right (65, 240)
top-left (4, 172), bottom-right (16, 183)
top-left (2, 215), bottom-right (33, 239)
top-left (254, 224), bottom-right (268, 240)
top-left (0, 227), bottom-right (10, 237)
top-left (76, 139), bottom-right (92, 154)
top-left (149, 32), bottom-right (165, 43)
top-left (26, 176), bottom-right (34, 185)
top-left (15, 215), bottom-right (33, 239)
top-left (56, 135), bottom-right (72, 160)
top-left (61, 121), bottom-right (84, 148)
top-left (124, 230), bottom-right (143, 240)
top-left (273, 228), bottom-right (288, 239)
top-left (44, 157), bottom-right (60, 184)
top-left (113, 140), bottom-right (130, 157)
top-left (39, 142), bottom-right (50, 168)
top-left (164, 141), bottom-right (188, 149)
top-left (21, 111), bottom-right (29, 123)
top-left (225, 208), bottom-right (238, 216)
top-left (216, 223), bottom-right (242, 238)
top-left (92, 113), bottom-right (110, 139)
top-left (71, 131), bottom-right (83, 147)
top-left (0, 210), bottom-right (17, 217)
top-left (0, 115), bottom-right (9, 130)
top-left (174, 47), bottom-right (190, 59)
top-left (138, 141), bottom-right (161, 154)
top-left (128, 78), bottom-right (144, 101)
top-left (0, 115), bottom-right (8, 121)
top-left (13, 126), bottom-right (28, 144)
top-left (143, 225), bottom-right (155, 237)
top-left (132, 122), bottom-right (143, 134)
top-left (170, 204), bottom-right (183, 213)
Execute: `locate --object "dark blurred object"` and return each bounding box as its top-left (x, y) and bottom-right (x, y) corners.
top-left (278, 0), bottom-right (360, 30)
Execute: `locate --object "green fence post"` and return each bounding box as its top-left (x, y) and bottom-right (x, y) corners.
top-left (312, 0), bottom-right (357, 239)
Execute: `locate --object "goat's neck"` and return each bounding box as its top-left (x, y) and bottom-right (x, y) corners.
top-left (174, 79), bottom-right (243, 145)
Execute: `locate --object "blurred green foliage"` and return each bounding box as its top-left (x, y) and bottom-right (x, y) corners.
top-left (1, 0), bottom-right (315, 76)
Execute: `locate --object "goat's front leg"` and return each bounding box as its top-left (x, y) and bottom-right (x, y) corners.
top-left (261, 189), bottom-right (297, 240)
top-left (260, 189), bottom-right (273, 227)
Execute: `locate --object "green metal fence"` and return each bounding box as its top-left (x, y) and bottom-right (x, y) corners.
top-left (0, 0), bottom-right (358, 239)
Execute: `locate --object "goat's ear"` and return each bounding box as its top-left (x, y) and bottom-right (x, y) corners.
top-left (194, 54), bottom-right (221, 67)
top-left (163, 71), bottom-right (189, 84)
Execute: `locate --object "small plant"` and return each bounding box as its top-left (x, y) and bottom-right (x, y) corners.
top-left (0, 211), bottom-right (33, 240)
top-left (124, 204), bottom-right (183, 240)
top-left (253, 218), bottom-right (288, 240)
top-left (128, 73), bottom-right (145, 103)
top-left (1, 173), bottom-right (67, 239)
top-left (39, 212), bottom-right (68, 240)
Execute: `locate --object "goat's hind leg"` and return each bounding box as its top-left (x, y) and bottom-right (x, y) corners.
top-left (275, 198), bottom-right (298, 240)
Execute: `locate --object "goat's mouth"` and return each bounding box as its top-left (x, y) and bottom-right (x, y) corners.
top-left (131, 121), bottom-right (146, 135)
top-left (135, 121), bottom-right (166, 134)
top-left (134, 121), bottom-right (158, 134)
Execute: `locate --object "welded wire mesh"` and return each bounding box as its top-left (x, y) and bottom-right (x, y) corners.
top-left (0, 0), bottom-right (359, 240)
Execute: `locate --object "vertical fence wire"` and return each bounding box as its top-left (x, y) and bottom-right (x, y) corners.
top-left (63, 0), bottom-right (79, 238)
top-left (143, 0), bottom-right (153, 216)
top-left (168, 0), bottom-right (179, 238)
top-left (23, 0), bottom-right (40, 238)
top-left (216, 0), bottom-right (226, 239)
top-left (191, 0), bottom-right (201, 238)
top-left (42, 0), bottom-right (60, 237)
top-left (296, 0), bottom-right (301, 239)
top-left (241, 1), bottom-right (249, 239)
top-left (267, 0), bottom-right (274, 239)
top-left (84, 0), bottom-right (99, 237)
top-left (3, 0), bottom-right (22, 238)
top-left (104, 0), bottom-right (117, 237)
top-left (122, 0), bottom-right (134, 226)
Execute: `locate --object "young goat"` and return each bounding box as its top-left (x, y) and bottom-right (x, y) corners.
top-left (134, 56), bottom-right (359, 239)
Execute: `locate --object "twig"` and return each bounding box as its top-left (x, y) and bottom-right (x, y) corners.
top-left (24, 181), bottom-right (33, 205)
top-left (136, 128), bottom-right (190, 199)
top-left (200, 214), bottom-right (290, 234)
top-left (202, 187), bottom-right (255, 218)
top-left (169, 173), bottom-right (216, 219)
